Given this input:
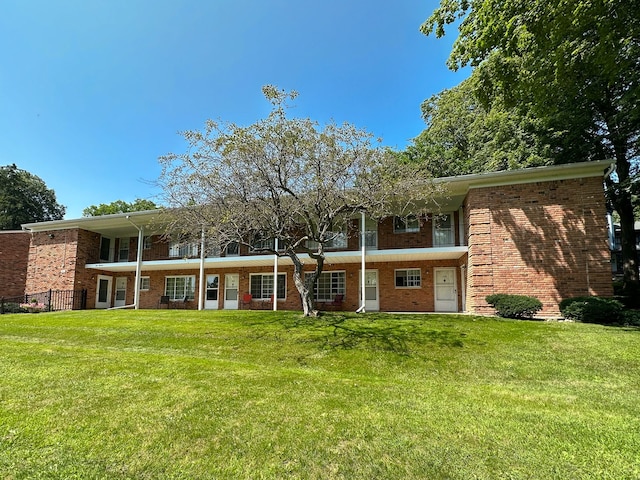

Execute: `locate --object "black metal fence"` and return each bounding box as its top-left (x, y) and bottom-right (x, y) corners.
top-left (0, 289), bottom-right (87, 314)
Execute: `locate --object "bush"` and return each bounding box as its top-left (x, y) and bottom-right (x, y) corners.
top-left (485, 294), bottom-right (543, 319)
top-left (559, 297), bottom-right (625, 325)
top-left (622, 309), bottom-right (640, 327)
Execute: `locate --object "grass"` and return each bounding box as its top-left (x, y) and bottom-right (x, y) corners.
top-left (0, 310), bottom-right (638, 479)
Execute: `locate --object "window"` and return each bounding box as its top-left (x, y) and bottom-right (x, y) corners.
top-left (143, 236), bottom-right (153, 250)
top-left (169, 241), bottom-right (199, 258)
top-left (306, 271), bottom-right (346, 301)
top-left (165, 276), bottom-right (195, 301)
top-left (250, 274), bottom-right (286, 300)
top-left (251, 236), bottom-right (275, 251)
top-left (139, 276), bottom-right (150, 291)
top-left (99, 237), bottom-right (112, 262)
top-left (395, 269), bottom-right (421, 288)
top-left (118, 238), bottom-right (130, 262)
top-left (433, 214), bottom-right (454, 247)
top-left (225, 241), bottom-right (240, 256)
top-left (394, 215), bottom-right (420, 233)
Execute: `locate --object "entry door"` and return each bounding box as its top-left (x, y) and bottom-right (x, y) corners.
top-left (434, 268), bottom-right (457, 312)
top-left (96, 275), bottom-right (113, 309)
top-left (361, 270), bottom-right (379, 311)
top-left (224, 274), bottom-right (239, 310)
top-left (114, 277), bottom-right (127, 307)
top-left (205, 274), bottom-right (219, 310)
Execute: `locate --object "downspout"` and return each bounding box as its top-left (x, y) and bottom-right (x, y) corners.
top-left (356, 211), bottom-right (366, 313)
top-left (125, 216), bottom-right (144, 310)
top-left (273, 238), bottom-right (278, 311)
top-left (198, 226), bottom-right (205, 311)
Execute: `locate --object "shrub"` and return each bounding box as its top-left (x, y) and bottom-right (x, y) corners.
top-left (485, 294), bottom-right (543, 319)
top-left (559, 297), bottom-right (625, 325)
top-left (622, 309), bottom-right (640, 327)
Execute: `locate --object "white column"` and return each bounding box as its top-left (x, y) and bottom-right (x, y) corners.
top-left (273, 238), bottom-right (279, 311)
top-left (357, 211), bottom-right (366, 313)
top-left (134, 226), bottom-right (144, 310)
top-left (198, 227), bottom-right (205, 311)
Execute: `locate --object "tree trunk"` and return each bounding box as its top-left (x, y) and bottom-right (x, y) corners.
top-left (605, 118), bottom-right (640, 298)
top-left (289, 251), bottom-right (324, 317)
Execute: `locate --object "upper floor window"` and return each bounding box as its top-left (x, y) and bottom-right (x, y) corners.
top-left (169, 241), bottom-right (199, 258)
top-left (433, 214), bottom-right (454, 247)
top-left (118, 238), bottom-right (130, 262)
top-left (251, 236), bottom-right (275, 252)
top-left (394, 215), bottom-right (420, 233)
top-left (307, 231), bottom-right (348, 250)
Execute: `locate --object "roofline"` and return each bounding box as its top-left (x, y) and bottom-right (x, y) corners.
top-left (21, 160), bottom-right (614, 232)
top-left (21, 209), bottom-right (165, 233)
top-left (436, 160), bottom-right (614, 195)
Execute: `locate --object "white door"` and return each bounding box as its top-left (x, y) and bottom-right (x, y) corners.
top-left (224, 274), bottom-right (239, 310)
top-left (360, 270), bottom-right (379, 311)
top-left (205, 274), bottom-right (219, 310)
top-left (434, 268), bottom-right (457, 312)
top-left (96, 275), bottom-right (113, 309)
top-left (114, 277), bottom-right (127, 307)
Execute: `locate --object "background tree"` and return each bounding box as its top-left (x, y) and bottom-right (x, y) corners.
top-left (158, 86), bottom-right (440, 316)
top-left (0, 164), bottom-right (65, 230)
top-left (421, 0), bottom-right (639, 295)
top-left (403, 76), bottom-right (552, 177)
top-left (82, 198), bottom-right (158, 217)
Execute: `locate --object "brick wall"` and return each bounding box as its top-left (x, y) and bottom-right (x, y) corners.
top-left (0, 231), bottom-right (31, 297)
top-left (25, 229), bottom-right (81, 294)
top-left (464, 176), bottom-right (612, 316)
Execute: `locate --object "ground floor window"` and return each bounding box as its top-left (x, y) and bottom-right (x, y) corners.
top-left (395, 268), bottom-right (421, 288)
top-left (250, 273), bottom-right (286, 300)
top-left (165, 275), bottom-right (196, 300)
top-left (306, 271), bottom-right (346, 301)
top-left (139, 276), bottom-right (150, 291)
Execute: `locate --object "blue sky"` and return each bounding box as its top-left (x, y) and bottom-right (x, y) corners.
top-left (0, 0), bottom-right (468, 219)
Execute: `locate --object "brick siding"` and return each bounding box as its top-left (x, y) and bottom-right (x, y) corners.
top-left (0, 231), bottom-right (31, 297)
top-left (464, 177), bottom-right (612, 316)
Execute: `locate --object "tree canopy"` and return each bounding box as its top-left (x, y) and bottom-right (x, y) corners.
top-left (403, 76), bottom-right (552, 177)
top-left (82, 199), bottom-right (158, 217)
top-left (421, 0), bottom-right (640, 294)
top-left (158, 86), bottom-right (440, 315)
top-left (0, 164), bottom-right (65, 230)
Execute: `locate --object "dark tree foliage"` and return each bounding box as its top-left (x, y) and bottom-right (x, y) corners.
top-left (0, 164), bottom-right (65, 230)
top-left (421, 0), bottom-right (640, 294)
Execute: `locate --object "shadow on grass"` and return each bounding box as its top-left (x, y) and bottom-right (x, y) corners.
top-left (274, 313), bottom-right (467, 356)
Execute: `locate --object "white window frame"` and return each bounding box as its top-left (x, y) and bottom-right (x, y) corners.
top-left (165, 275), bottom-right (196, 301)
top-left (118, 237), bottom-right (130, 262)
top-left (249, 273), bottom-right (286, 300)
top-left (395, 268), bottom-right (422, 288)
top-left (169, 241), bottom-right (199, 258)
top-left (306, 271), bottom-right (346, 302)
top-left (393, 215), bottom-right (420, 233)
top-left (433, 213), bottom-right (455, 247)
top-left (139, 276), bottom-right (150, 291)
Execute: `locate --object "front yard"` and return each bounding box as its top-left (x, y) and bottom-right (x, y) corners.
top-left (0, 310), bottom-right (638, 479)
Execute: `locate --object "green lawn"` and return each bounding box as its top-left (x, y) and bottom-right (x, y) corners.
top-left (0, 310), bottom-right (638, 479)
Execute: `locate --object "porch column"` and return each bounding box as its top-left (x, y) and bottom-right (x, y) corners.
top-left (134, 225), bottom-right (144, 310)
top-left (273, 238), bottom-right (278, 311)
top-left (198, 227), bottom-right (205, 311)
top-left (357, 211), bottom-right (366, 313)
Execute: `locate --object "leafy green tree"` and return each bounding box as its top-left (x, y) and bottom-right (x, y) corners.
top-left (82, 199), bottom-right (158, 217)
top-left (158, 86), bottom-right (440, 316)
top-left (404, 76), bottom-right (551, 177)
top-left (421, 0), bottom-right (640, 294)
top-left (0, 164), bottom-right (65, 230)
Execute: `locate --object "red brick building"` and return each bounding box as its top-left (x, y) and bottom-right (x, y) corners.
top-left (16, 161), bottom-right (614, 316)
top-left (0, 231), bottom-right (31, 298)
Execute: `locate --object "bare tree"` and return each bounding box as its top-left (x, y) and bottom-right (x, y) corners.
top-left (158, 86), bottom-right (442, 316)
